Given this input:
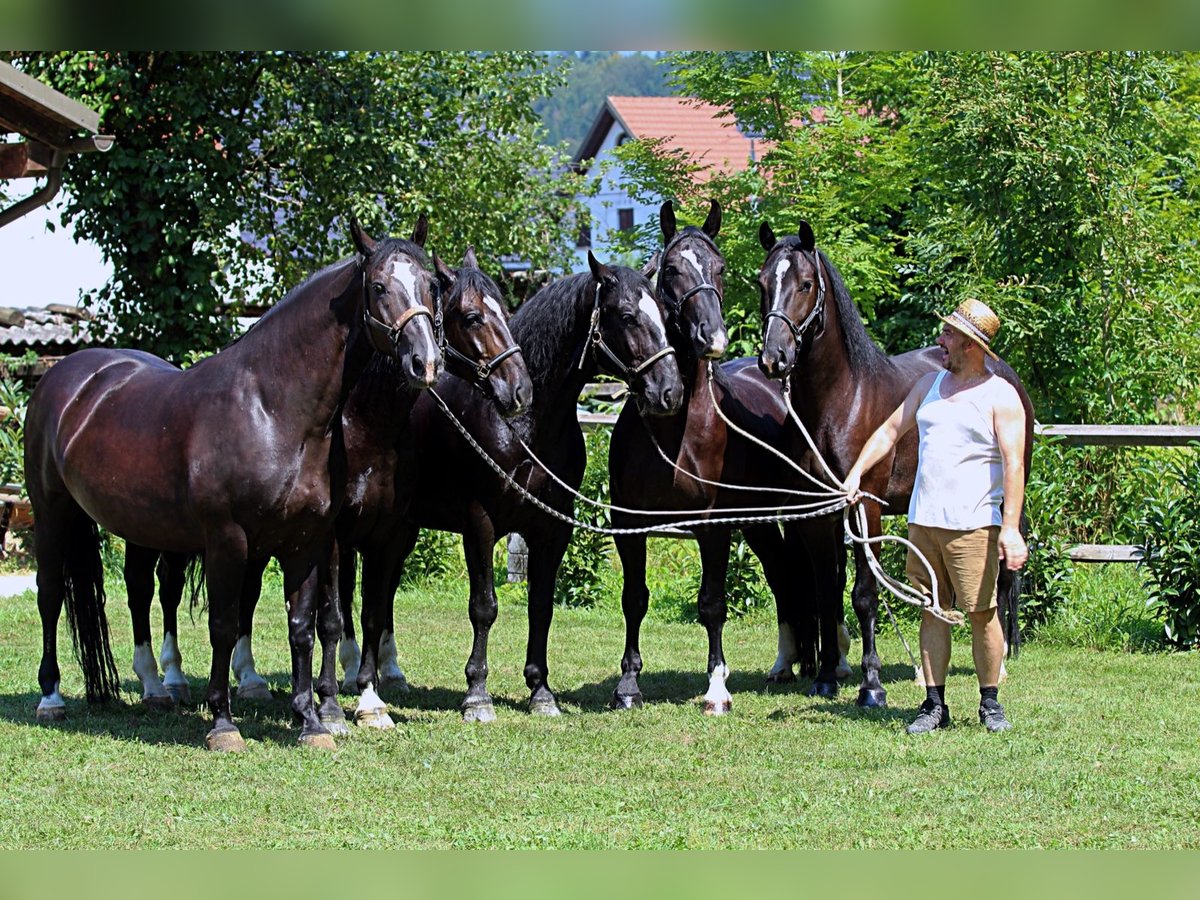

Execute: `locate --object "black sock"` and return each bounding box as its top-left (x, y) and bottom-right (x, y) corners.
top-left (926, 685), bottom-right (946, 707)
top-left (980, 686), bottom-right (999, 705)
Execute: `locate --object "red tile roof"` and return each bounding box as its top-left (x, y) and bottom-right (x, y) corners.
top-left (575, 96), bottom-right (762, 182)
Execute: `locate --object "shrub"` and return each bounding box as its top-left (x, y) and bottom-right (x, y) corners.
top-left (401, 528), bottom-right (463, 586)
top-left (1137, 445), bottom-right (1200, 649)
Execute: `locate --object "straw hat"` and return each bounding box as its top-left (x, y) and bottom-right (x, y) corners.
top-left (940, 298), bottom-right (1000, 360)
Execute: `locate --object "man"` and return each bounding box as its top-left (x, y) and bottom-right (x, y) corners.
top-left (842, 298), bottom-right (1028, 734)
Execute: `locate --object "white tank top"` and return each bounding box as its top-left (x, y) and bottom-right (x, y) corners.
top-left (908, 370), bottom-right (1005, 529)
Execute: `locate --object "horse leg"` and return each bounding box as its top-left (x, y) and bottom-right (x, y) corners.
top-left (124, 543), bottom-right (174, 710)
top-left (743, 524), bottom-right (796, 683)
top-left (695, 528), bottom-right (732, 716)
top-left (851, 536), bottom-right (887, 707)
top-left (231, 556), bottom-right (272, 700)
top-left (204, 532), bottom-right (249, 752)
top-left (32, 500), bottom-right (70, 721)
top-left (352, 547), bottom-right (395, 729)
top-left (281, 555), bottom-right (335, 750)
top-left (337, 544), bottom-right (362, 694)
top-left (312, 543), bottom-right (349, 735)
top-left (462, 505), bottom-right (499, 722)
top-left (804, 521), bottom-right (843, 699)
top-left (525, 524), bottom-right (570, 717)
top-left (611, 533), bottom-right (648, 709)
top-left (157, 551), bottom-right (191, 703)
top-left (376, 526), bottom-right (419, 692)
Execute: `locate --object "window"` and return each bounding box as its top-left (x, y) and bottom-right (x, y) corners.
top-left (576, 220), bottom-right (592, 248)
top-left (618, 208), bottom-right (634, 232)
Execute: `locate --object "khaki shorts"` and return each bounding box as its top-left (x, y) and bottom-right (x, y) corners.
top-left (905, 524), bottom-right (1000, 613)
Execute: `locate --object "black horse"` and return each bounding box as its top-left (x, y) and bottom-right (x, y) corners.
top-left (757, 219), bottom-right (1034, 703)
top-left (346, 251), bottom-right (684, 722)
top-left (25, 218), bottom-right (441, 750)
top-left (609, 199), bottom-right (853, 714)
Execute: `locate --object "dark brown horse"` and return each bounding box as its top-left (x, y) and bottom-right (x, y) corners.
top-left (352, 251), bottom-right (684, 722)
top-left (25, 218), bottom-right (442, 750)
top-left (226, 249), bottom-right (534, 729)
top-left (757, 219), bottom-right (1034, 703)
top-left (609, 199), bottom-right (847, 713)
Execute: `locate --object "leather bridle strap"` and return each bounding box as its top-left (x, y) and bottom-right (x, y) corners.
top-left (580, 283), bottom-right (676, 383)
top-left (362, 297), bottom-right (435, 356)
top-left (763, 247), bottom-right (826, 347)
top-left (443, 342), bottom-right (523, 386)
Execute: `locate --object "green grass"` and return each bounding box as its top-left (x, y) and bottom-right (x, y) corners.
top-left (0, 570), bottom-right (1197, 849)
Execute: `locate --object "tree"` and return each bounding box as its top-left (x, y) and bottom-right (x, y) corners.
top-left (8, 51), bottom-right (585, 362)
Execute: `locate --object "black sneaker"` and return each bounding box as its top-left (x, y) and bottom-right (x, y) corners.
top-left (979, 699), bottom-right (1012, 732)
top-left (906, 700), bottom-right (950, 734)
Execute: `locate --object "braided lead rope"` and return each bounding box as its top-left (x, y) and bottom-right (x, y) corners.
top-left (428, 386), bottom-right (849, 536)
top-left (508, 428), bottom-right (841, 519)
top-left (702, 362), bottom-right (848, 497)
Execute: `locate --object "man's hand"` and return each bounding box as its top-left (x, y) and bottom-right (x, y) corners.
top-left (842, 470), bottom-right (863, 505)
top-left (998, 525), bottom-right (1028, 570)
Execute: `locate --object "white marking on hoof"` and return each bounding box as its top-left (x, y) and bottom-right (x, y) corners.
top-left (160, 634), bottom-right (189, 700)
top-left (377, 631), bottom-right (409, 691)
top-left (231, 634), bottom-right (270, 698)
top-left (355, 683), bottom-right (388, 718)
top-left (703, 664), bottom-right (732, 716)
top-left (133, 642), bottom-right (172, 703)
top-left (836, 622), bottom-right (853, 677)
top-left (354, 709), bottom-right (395, 730)
top-left (36, 683), bottom-right (66, 721)
top-left (835, 655), bottom-right (854, 680)
top-left (339, 637), bottom-right (362, 693)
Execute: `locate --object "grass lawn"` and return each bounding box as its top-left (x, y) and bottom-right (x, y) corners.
top-left (0, 570), bottom-right (1197, 849)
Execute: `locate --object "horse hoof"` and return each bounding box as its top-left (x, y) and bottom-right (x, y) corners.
top-left (165, 683), bottom-right (191, 703)
top-left (339, 680), bottom-right (362, 696)
top-left (236, 681), bottom-right (272, 701)
top-left (765, 669), bottom-right (796, 685)
top-left (857, 687), bottom-right (888, 708)
top-left (141, 694), bottom-right (177, 712)
top-left (205, 728), bottom-right (248, 753)
top-left (35, 705), bottom-right (66, 722)
top-left (610, 692), bottom-right (643, 710)
top-left (354, 709), bottom-right (395, 730)
top-left (835, 663), bottom-right (854, 681)
top-left (320, 712), bottom-right (351, 736)
top-left (807, 681), bottom-right (838, 699)
top-left (703, 699), bottom-right (732, 716)
top-left (462, 703), bottom-right (496, 723)
top-left (529, 700), bottom-right (561, 717)
top-left (299, 732), bottom-right (337, 751)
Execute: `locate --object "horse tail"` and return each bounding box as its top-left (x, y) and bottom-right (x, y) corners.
top-left (61, 517), bottom-right (121, 703)
top-left (184, 553), bottom-right (207, 618)
top-left (997, 511), bottom-right (1028, 658)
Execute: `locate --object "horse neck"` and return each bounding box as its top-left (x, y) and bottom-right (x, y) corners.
top-left (786, 299), bottom-right (856, 424)
top-left (235, 260), bottom-right (369, 436)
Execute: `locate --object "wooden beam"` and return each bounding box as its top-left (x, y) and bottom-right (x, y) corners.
top-left (1068, 544), bottom-right (1145, 563)
top-left (0, 141), bottom-right (53, 178)
top-left (1036, 424), bottom-right (1200, 447)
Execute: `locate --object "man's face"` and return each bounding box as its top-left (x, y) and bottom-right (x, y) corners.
top-left (935, 323), bottom-right (971, 371)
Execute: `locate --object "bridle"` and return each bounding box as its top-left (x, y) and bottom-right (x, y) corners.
top-left (659, 235), bottom-right (724, 324)
top-left (580, 282), bottom-right (676, 385)
top-left (360, 257), bottom-right (437, 358)
top-left (441, 289), bottom-right (523, 391)
top-left (763, 246), bottom-right (827, 350)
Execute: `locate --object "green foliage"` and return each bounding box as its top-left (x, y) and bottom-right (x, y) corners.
top-left (555, 427), bottom-right (613, 607)
top-left (1033, 564), bottom-right (1161, 652)
top-left (723, 532), bottom-right (772, 617)
top-left (0, 371), bottom-right (29, 489)
top-left (7, 51), bottom-right (585, 362)
top-left (400, 529), bottom-right (464, 587)
top-left (1137, 445), bottom-right (1200, 649)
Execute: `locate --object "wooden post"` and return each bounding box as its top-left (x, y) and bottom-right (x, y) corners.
top-left (507, 532), bottom-right (528, 583)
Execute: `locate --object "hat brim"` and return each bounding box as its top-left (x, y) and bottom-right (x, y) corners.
top-left (939, 313), bottom-right (999, 360)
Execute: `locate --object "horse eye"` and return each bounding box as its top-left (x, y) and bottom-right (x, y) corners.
top-left (372, 282), bottom-right (386, 296)
top-left (620, 311), bottom-right (637, 325)
top-left (801, 281), bottom-right (813, 292)
top-left (664, 266), bottom-right (678, 277)
top-left (465, 312), bottom-right (484, 327)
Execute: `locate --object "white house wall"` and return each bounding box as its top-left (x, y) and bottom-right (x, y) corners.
top-left (572, 122), bottom-right (658, 273)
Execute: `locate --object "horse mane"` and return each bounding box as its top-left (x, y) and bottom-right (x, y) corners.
top-left (510, 271), bottom-right (593, 395)
top-left (663, 224), bottom-right (719, 261)
top-left (818, 249), bottom-right (889, 376)
top-left (454, 265), bottom-right (504, 308)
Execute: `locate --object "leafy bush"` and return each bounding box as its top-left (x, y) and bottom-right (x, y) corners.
top-left (1137, 445), bottom-right (1200, 649)
top-left (400, 528), bottom-right (464, 587)
top-left (0, 371), bottom-right (29, 489)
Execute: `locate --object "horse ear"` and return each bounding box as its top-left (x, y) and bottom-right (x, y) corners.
top-left (433, 253), bottom-right (456, 291)
top-left (462, 245), bottom-right (478, 269)
top-left (350, 216), bottom-right (376, 258)
top-left (702, 199), bottom-right (721, 238)
top-left (411, 213), bottom-right (429, 248)
top-left (659, 200), bottom-right (676, 244)
top-left (759, 220), bottom-right (777, 252)
top-left (797, 220), bottom-right (815, 252)
top-left (642, 251), bottom-right (660, 280)
top-left (587, 250), bottom-right (614, 283)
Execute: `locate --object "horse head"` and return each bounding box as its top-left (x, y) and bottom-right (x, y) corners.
top-left (351, 214), bottom-right (443, 389)
top-left (586, 250), bottom-right (683, 416)
top-left (657, 199), bottom-right (728, 361)
top-left (756, 219), bottom-right (827, 380)
top-left (433, 248), bottom-right (532, 418)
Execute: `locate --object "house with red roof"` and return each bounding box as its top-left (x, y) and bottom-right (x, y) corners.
top-left (570, 96), bottom-right (762, 271)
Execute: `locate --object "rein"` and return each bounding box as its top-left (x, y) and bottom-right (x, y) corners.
top-left (763, 246), bottom-right (827, 351)
top-left (579, 283), bottom-right (677, 382)
top-left (444, 341), bottom-right (523, 389)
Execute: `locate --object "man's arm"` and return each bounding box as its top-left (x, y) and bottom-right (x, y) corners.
top-left (843, 372), bottom-right (936, 502)
top-left (994, 385), bottom-right (1029, 570)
